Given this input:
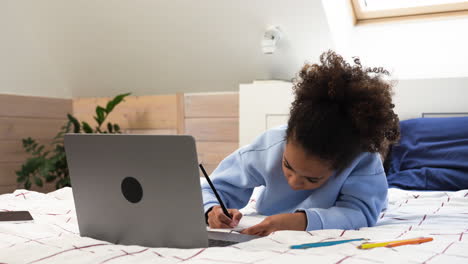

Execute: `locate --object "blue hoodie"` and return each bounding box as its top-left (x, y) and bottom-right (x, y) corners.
top-left (201, 125), bottom-right (388, 231)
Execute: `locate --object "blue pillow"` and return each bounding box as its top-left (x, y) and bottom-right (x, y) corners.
top-left (386, 116), bottom-right (468, 191)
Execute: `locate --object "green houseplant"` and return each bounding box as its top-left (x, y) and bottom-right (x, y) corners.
top-left (16, 93), bottom-right (131, 190)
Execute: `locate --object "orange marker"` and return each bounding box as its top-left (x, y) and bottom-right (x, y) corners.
top-left (385, 237), bottom-right (433, 248)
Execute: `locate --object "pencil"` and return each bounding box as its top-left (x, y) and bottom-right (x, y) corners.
top-left (358, 237), bottom-right (433, 249)
top-left (290, 238), bottom-right (367, 249)
top-left (385, 237), bottom-right (433, 248)
top-left (199, 163), bottom-right (232, 219)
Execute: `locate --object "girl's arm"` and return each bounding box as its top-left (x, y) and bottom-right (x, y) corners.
top-left (297, 170), bottom-right (388, 231)
top-left (241, 212), bottom-right (307, 236)
top-left (201, 148), bottom-right (263, 215)
top-left (242, 153), bottom-right (388, 235)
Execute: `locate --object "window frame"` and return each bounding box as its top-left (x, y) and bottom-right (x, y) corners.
top-left (350, 0), bottom-right (468, 24)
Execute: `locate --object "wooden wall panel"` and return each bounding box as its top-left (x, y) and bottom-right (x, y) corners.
top-left (184, 93), bottom-right (239, 118)
top-left (73, 95), bottom-right (178, 130)
top-left (0, 117), bottom-right (66, 140)
top-left (184, 118), bottom-right (238, 142)
top-left (176, 93), bottom-right (185, 135)
top-left (196, 141), bottom-right (237, 165)
top-left (0, 94), bottom-right (72, 119)
top-left (0, 163), bottom-right (21, 186)
top-left (0, 139), bottom-right (53, 163)
top-left (0, 92), bottom-right (240, 193)
top-left (198, 164), bottom-right (219, 177)
top-left (125, 129), bottom-right (177, 135)
top-left (73, 93), bottom-right (240, 178)
top-left (0, 140), bottom-right (29, 164)
top-left (0, 94), bottom-right (72, 194)
top-left (0, 185), bottom-right (15, 195)
top-left (184, 93), bottom-right (239, 176)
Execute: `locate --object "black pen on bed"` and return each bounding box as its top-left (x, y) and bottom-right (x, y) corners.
top-left (199, 163), bottom-right (232, 219)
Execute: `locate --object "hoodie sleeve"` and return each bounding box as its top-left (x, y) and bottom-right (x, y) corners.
top-left (297, 154), bottom-right (388, 231)
top-left (201, 148), bottom-right (264, 213)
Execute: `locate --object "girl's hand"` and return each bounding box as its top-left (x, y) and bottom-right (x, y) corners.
top-left (207, 206), bottom-right (243, 229)
top-left (240, 212), bottom-right (307, 236)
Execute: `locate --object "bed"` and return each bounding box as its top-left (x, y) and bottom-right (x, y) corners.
top-left (1, 187), bottom-right (468, 263)
top-left (1, 116), bottom-right (468, 263)
top-left (2, 82), bottom-right (468, 263)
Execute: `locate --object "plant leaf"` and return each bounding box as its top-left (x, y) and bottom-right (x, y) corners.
top-left (67, 114), bottom-right (81, 133)
top-left (63, 177), bottom-right (71, 187)
top-left (22, 138), bottom-right (33, 149)
top-left (18, 92), bottom-right (129, 191)
top-left (22, 157), bottom-right (43, 175)
top-left (39, 160), bottom-right (52, 178)
top-left (53, 122), bottom-right (70, 145)
top-left (106, 93), bottom-right (130, 113)
top-left (16, 170), bottom-right (26, 183)
top-left (25, 180), bottom-right (32, 190)
top-left (107, 122), bottom-right (113, 133)
top-left (82, 122), bottom-right (93, 133)
top-left (22, 138), bottom-right (39, 154)
top-left (35, 145), bottom-right (45, 155)
top-left (95, 106), bottom-right (106, 125)
top-left (45, 175), bottom-right (57, 183)
top-left (34, 177), bottom-right (43, 187)
top-left (105, 101), bottom-right (115, 114)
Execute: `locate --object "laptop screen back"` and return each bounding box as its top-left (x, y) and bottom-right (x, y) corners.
top-left (65, 134), bottom-right (208, 248)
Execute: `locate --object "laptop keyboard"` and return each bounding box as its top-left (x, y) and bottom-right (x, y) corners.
top-left (208, 239), bottom-right (238, 247)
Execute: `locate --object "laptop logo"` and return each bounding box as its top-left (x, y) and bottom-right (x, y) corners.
top-left (121, 177), bottom-right (143, 203)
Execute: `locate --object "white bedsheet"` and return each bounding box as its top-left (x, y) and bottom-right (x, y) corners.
top-left (1, 188), bottom-right (467, 264)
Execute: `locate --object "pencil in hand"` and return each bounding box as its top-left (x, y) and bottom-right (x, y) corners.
top-left (199, 164), bottom-right (232, 219)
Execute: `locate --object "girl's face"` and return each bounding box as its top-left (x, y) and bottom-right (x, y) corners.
top-left (282, 140), bottom-right (334, 190)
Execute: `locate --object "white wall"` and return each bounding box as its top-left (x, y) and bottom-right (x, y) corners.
top-left (239, 81), bottom-right (294, 147)
top-left (26, 0), bottom-right (334, 97)
top-left (0, 1), bottom-right (71, 98)
top-left (322, 0), bottom-right (468, 79)
top-left (6, 0), bottom-right (465, 99)
top-left (240, 78), bottom-right (468, 149)
top-left (393, 77), bottom-right (468, 120)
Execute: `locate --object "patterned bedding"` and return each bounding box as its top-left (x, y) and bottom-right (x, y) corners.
top-left (1, 187), bottom-right (468, 264)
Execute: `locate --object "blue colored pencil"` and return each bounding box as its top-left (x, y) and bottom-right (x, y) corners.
top-left (290, 238), bottom-right (366, 249)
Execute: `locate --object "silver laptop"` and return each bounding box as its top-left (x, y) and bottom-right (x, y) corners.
top-left (64, 134), bottom-right (258, 248)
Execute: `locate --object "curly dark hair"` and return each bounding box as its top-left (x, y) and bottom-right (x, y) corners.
top-left (286, 50), bottom-right (400, 170)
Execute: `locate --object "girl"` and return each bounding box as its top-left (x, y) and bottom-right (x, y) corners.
top-left (202, 51), bottom-right (400, 236)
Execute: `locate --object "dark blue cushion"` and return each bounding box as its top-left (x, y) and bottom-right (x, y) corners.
top-left (387, 117), bottom-right (468, 191)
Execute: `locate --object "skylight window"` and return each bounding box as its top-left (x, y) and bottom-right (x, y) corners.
top-left (351, 0), bottom-right (468, 24)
